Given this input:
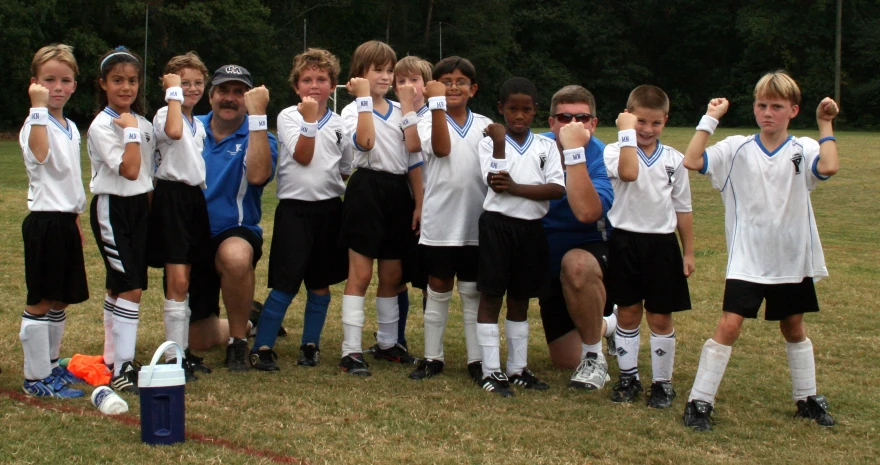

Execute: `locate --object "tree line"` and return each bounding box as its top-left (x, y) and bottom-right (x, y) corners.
top-left (3, 0), bottom-right (877, 131)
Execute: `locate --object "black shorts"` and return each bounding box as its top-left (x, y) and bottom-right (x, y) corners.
top-left (90, 193), bottom-right (150, 294)
top-left (340, 169), bottom-right (416, 260)
top-left (22, 212), bottom-right (89, 306)
top-left (722, 278), bottom-right (819, 321)
top-left (401, 242), bottom-right (427, 290)
top-left (189, 226), bottom-right (263, 322)
top-left (268, 198), bottom-right (348, 293)
top-left (539, 242), bottom-right (614, 343)
top-left (477, 211), bottom-right (548, 299)
top-left (422, 245), bottom-right (479, 283)
top-left (147, 180), bottom-right (212, 268)
top-left (607, 229), bottom-right (690, 314)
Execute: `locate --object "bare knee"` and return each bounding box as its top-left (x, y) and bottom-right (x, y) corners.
top-left (779, 314), bottom-right (806, 342)
top-left (713, 312), bottom-right (745, 345)
top-left (617, 304), bottom-right (643, 330)
top-left (188, 316), bottom-right (225, 351)
top-left (215, 238), bottom-right (254, 279)
top-left (560, 250), bottom-right (602, 292)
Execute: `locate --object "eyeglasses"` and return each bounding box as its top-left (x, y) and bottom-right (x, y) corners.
top-left (439, 80), bottom-right (471, 88)
top-left (552, 112), bottom-right (593, 123)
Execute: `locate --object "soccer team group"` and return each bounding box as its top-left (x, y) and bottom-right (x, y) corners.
top-left (19, 37), bottom-right (840, 431)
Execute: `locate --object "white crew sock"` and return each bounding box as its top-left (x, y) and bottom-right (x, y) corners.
top-left (581, 341), bottom-right (604, 363)
top-left (112, 297), bottom-right (140, 376)
top-left (341, 295), bottom-right (365, 356)
top-left (688, 338), bottom-right (733, 404)
top-left (103, 295), bottom-right (117, 367)
top-left (650, 329), bottom-right (676, 382)
top-left (20, 311), bottom-right (52, 381)
top-left (47, 309), bottom-right (66, 368)
top-left (423, 287), bottom-right (452, 361)
top-left (375, 296), bottom-right (399, 350)
top-left (604, 309), bottom-right (618, 338)
top-left (457, 281), bottom-right (481, 364)
top-left (477, 323), bottom-right (500, 378)
top-left (786, 338), bottom-right (817, 401)
top-left (505, 319), bottom-right (529, 376)
top-left (163, 299), bottom-right (188, 361)
top-left (616, 326), bottom-right (640, 380)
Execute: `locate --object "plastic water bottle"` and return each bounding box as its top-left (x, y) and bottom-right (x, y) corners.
top-left (91, 386), bottom-right (129, 415)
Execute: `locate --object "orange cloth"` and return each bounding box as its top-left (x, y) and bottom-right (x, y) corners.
top-left (67, 354), bottom-right (112, 386)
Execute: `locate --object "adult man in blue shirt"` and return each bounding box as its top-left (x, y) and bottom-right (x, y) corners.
top-left (188, 65), bottom-right (278, 372)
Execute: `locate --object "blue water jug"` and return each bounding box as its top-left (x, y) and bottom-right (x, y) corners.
top-left (138, 341), bottom-right (186, 445)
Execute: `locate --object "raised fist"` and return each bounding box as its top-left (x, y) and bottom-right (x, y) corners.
top-left (615, 111), bottom-right (637, 131)
top-left (298, 96), bottom-right (319, 123)
top-left (113, 112), bottom-right (138, 129)
top-left (423, 80), bottom-right (446, 99)
top-left (346, 78), bottom-right (370, 98)
top-left (816, 97), bottom-right (839, 122)
top-left (706, 98), bottom-right (729, 120)
top-left (486, 123), bottom-right (506, 145)
top-left (162, 73), bottom-right (181, 90)
top-left (28, 83), bottom-right (49, 108)
top-left (244, 85), bottom-right (270, 115)
top-left (558, 121), bottom-right (590, 150)
top-left (396, 84), bottom-right (417, 107)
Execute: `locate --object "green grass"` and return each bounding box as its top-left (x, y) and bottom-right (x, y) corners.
top-left (1, 127), bottom-right (879, 464)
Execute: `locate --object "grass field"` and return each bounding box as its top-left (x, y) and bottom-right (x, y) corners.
top-left (1, 127), bottom-right (878, 464)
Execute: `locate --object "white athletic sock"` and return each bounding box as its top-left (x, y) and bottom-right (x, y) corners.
top-left (47, 309), bottom-right (66, 368)
top-left (163, 299), bottom-right (188, 361)
top-left (183, 304), bottom-right (192, 350)
top-left (604, 310), bottom-right (618, 338)
top-left (103, 295), bottom-right (117, 367)
top-left (616, 326), bottom-right (640, 379)
top-left (477, 323), bottom-right (500, 378)
top-left (112, 298), bottom-right (140, 376)
top-left (423, 287), bottom-right (452, 361)
top-left (581, 341), bottom-right (604, 363)
top-left (688, 338), bottom-right (733, 404)
top-left (505, 320), bottom-right (529, 376)
top-left (786, 338), bottom-right (817, 401)
top-left (20, 311), bottom-right (52, 380)
top-left (341, 295), bottom-right (365, 357)
top-left (457, 281), bottom-right (481, 364)
top-left (375, 296), bottom-right (399, 350)
top-left (650, 329), bottom-right (676, 382)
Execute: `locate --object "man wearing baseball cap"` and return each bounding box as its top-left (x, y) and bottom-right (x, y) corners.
top-left (188, 65), bottom-right (278, 372)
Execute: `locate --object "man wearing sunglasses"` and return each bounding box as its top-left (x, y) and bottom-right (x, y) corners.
top-left (539, 85), bottom-right (618, 391)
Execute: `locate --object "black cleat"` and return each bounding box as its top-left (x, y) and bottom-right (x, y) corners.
top-left (467, 361), bottom-right (483, 384)
top-left (340, 353), bottom-right (371, 376)
top-left (167, 356), bottom-right (198, 382)
top-left (110, 361), bottom-right (140, 395)
top-left (683, 399), bottom-right (715, 431)
top-left (372, 343), bottom-right (417, 364)
top-left (610, 375), bottom-right (643, 403)
top-left (479, 372), bottom-right (514, 397)
top-left (795, 394), bottom-right (835, 427)
top-left (185, 349), bottom-right (212, 374)
top-left (647, 381), bottom-right (677, 409)
top-left (409, 359), bottom-right (444, 380)
top-left (225, 338), bottom-right (250, 372)
top-left (509, 367), bottom-right (550, 390)
top-left (249, 346), bottom-right (280, 372)
top-left (297, 343), bottom-right (320, 367)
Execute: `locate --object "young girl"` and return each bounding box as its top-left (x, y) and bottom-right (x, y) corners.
top-left (148, 52), bottom-right (212, 378)
top-left (87, 46), bottom-right (155, 394)
top-left (19, 44), bottom-right (88, 398)
top-left (476, 77), bottom-right (565, 396)
top-left (249, 48), bottom-right (352, 371)
top-left (338, 41), bottom-right (423, 375)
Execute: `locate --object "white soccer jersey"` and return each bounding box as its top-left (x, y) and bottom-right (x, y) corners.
top-left (341, 98), bottom-right (422, 175)
top-left (604, 142), bottom-right (691, 234)
top-left (702, 134), bottom-right (829, 284)
top-left (19, 115), bottom-right (86, 213)
top-left (479, 131), bottom-right (565, 220)
top-left (88, 107), bottom-right (155, 196)
top-left (153, 106), bottom-right (207, 188)
top-left (276, 106), bottom-right (352, 201)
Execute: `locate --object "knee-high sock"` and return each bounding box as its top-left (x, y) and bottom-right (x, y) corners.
top-left (302, 291), bottom-right (331, 347)
top-left (47, 309), bottom-right (66, 368)
top-left (103, 295), bottom-right (117, 367)
top-left (786, 338), bottom-right (817, 401)
top-left (112, 298), bottom-right (140, 376)
top-left (163, 299), bottom-right (188, 361)
top-left (688, 338), bottom-right (732, 404)
top-left (397, 288), bottom-right (410, 346)
top-left (457, 281), bottom-right (481, 364)
top-left (254, 289), bottom-right (295, 350)
top-left (650, 329), bottom-right (676, 382)
top-left (477, 323), bottom-right (500, 378)
top-left (505, 319), bottom-right (529, 377)
top-left (375, 296), bottom-right (399, 350)
top-left (423, 287), bottom-right (452, 361)
top-left (21, 311), bottom-right (51, 381)
top-left (616, 326), bottom-right (640, 380)
top-left (341, 295), bottom-right (365, 356)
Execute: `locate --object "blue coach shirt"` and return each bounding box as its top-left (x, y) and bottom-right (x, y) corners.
top-left (198, 112), bottom-right (278, 238)
top-left (540, 132), bottom-right (614, 276)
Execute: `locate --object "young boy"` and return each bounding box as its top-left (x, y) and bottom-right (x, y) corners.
top-left (19, 44), bottom-right (88, 398)
top-left (602, 85), bottom-right (694, 408)
top-left (250, 48), bottom-right (352, 371)
top-left (409, 56), bottom-right (492, 381)
top-left (476, 77), bottom-right (565, 396)
top-left (681, 71), bottom-right (839, 430)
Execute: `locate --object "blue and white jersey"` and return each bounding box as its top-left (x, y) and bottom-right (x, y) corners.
top-left (197, 112), bottom-right (278, 238)
top-left (701, 134), bottom-right (828, 284)
top-left (341, 98), bottom-right (423, 175)
top-left (88, 107), bottom-right (155, 197)
top-left (19, 115), bottom-right (86, 213)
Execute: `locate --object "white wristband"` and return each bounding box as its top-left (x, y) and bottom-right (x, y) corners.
top-left (399, 111), bottom-right (419, 130)
top-left (165, 86), bottom-right (184, 103)
top-left (696, 115), bottom-right (719, 135)
top-left (428, 96), bottom-right (447, 111)
top-left (29, 107), bottom-right (49, 126)
top-left (300, 121), bottom-right (318, 138)
top-left (123, 127), bottom-right (141, 145)
top-left (356, 97), bottom-right (373, 113)
top-left (488, 158), bottom-right (508, 173)
top-left (618, 129), bottom-right (637, 148)
top-left (563, 147), bottom-right (587, 165)
top-left (249, 115), bottom-right (268, 131)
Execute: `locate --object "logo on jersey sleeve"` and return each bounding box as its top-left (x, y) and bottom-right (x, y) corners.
top-left (335, 128), bottom-right (343, 147)
top-left (791, 152), bottom-right (803, 175)
top-left (665, 165), bottom-right (675, 185)
top-left (540, 154), bottom-right (547, 170)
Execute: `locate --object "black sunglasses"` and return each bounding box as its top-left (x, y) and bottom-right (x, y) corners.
top-left (552, 112), bottom-right (594, 123)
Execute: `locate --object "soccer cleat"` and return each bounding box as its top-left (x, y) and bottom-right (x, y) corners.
top-left (569, 353), bottom-right (610, 391)
top-left (683, 400), bottom-right (715, 431)
top-left (51, 366), bottom-right (86, 385)
top-left (248, 301), bottom-right (287, 338)
top-left (225, 338), bottom-right (250, 372)
top-left (467, 361), bottom-right (483, 384)
top-left (167, 356), bottom-right (198, 382)
top-left (479, 372), bottom-right (514, 397)
top-left (185, 349), bottom-right (212, 374)
top-left (249, 346), bottom-right (280, 372)
top-left (610, 375), bottom-right (643, 403)
top-left (509, 367), bottom-right (550, 390)
top-left (647, 381), bottom-right (677, 409)
top-left (795, 394), bottom-right (835, 427)
top-left (372, 343), bottom-right (418, 364)
top-left (340, 353), bottom-right (371, 376)
top-left (409, 359), bottom-right (444, 380)
top-left (23, 375), bottom-right (85, 398)
top-left (297, 343), bottom-right (320, 367)
top-left (110, 361), bottom-right (140, 394)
